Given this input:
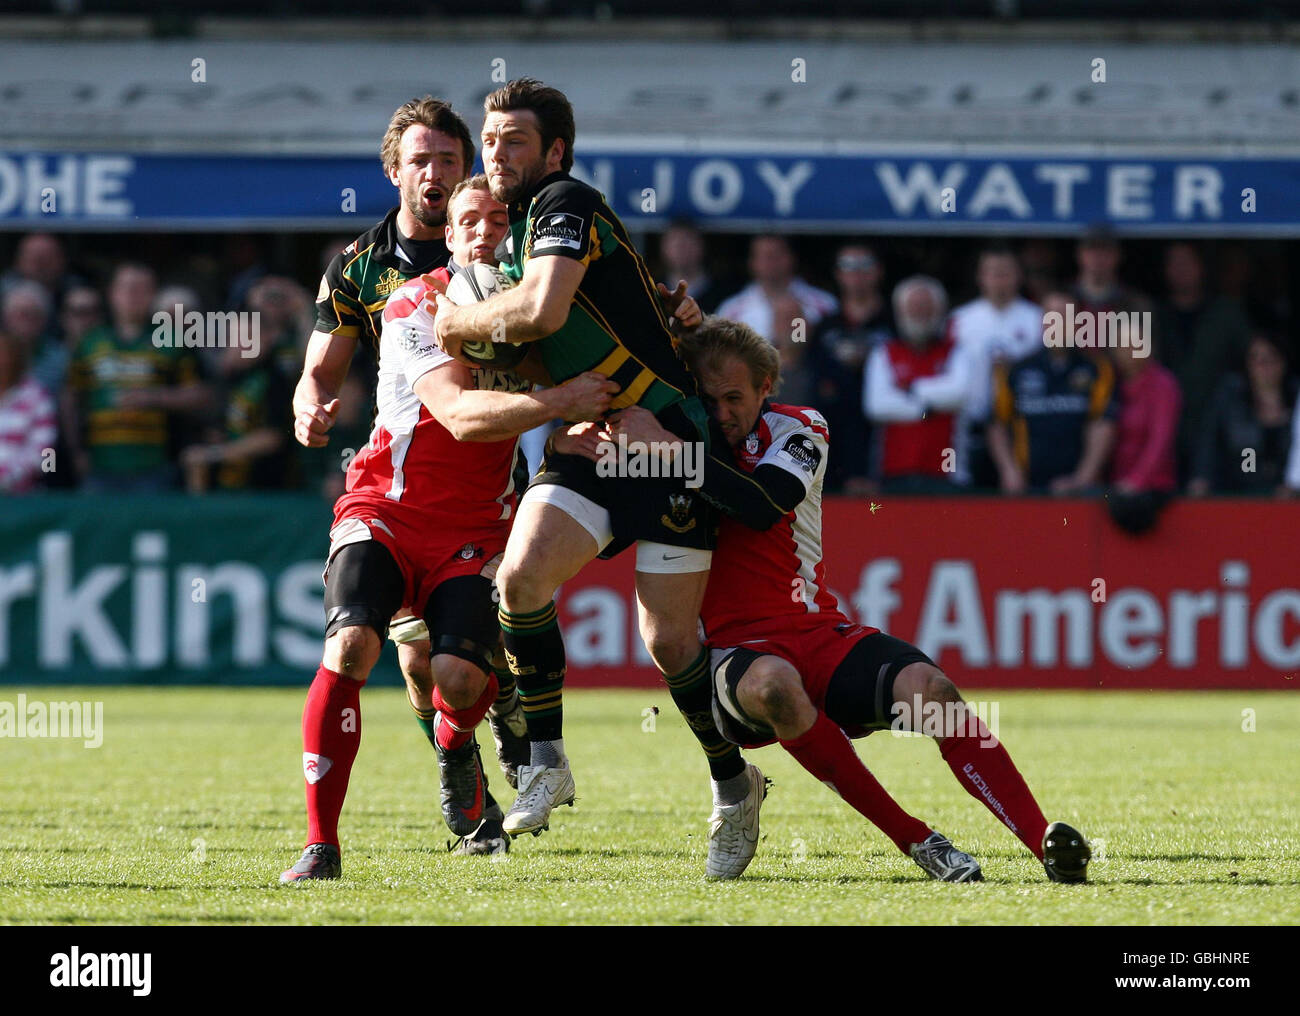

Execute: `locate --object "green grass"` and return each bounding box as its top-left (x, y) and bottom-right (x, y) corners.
top-left (1, 687), bottom-right (1297, 925)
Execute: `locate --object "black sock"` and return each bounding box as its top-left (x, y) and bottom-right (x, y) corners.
top-left (662, 648), bottom-right (746, 781)
top-left (499, 602), bottom-right (566, 743)
top-left (493, 667), bottom-right (517, 710)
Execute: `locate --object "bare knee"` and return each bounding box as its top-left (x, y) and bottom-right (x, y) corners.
top-left (894, 661), bottom-right (962, 707)
top-left (644, 629), bottom-right (700, 677)
top-left (926, 669), bottom-right (962, 705)
top-left (738, 662), bottom-right (812, 731)
top-left (323, 626), bottom-right (380, 681)
top-left (432, 656), bottom-right (488, 710)
top-left (497, 557), bottom-right (553, 613)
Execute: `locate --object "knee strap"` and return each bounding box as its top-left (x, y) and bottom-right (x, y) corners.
top-left (433, 634), bottom-right (494, 674)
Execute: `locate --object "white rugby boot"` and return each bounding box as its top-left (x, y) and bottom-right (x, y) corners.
top-left (502, 764), bottom-right (575, 838)
top-left (706, 763), bottom-right (768, 879)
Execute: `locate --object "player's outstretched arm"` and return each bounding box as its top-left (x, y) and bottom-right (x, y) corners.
top-left (293, 329), bottom-right (357, 447)
top-left (414, 363), bottom-right (617, 443)
top-left (433, 256), bottom-right (586, 363)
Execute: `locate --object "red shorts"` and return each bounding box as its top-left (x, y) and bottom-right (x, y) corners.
top-left (327, 493), bottom-right (508, 616)
top-left (707, 616), bottom-right (879, 709)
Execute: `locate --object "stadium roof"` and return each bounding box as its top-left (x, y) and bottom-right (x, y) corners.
top-left (3, 37), bottom-right (1299, 157)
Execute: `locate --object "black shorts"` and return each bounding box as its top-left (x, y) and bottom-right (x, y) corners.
top-left (710, 631), bottom-right (935, 747)
top-left (823, 632), bottom-right (935, 733)
top-left (529, 396), bottom-right (719, 558)
top-left (324, 541), bottom-right (499, 671)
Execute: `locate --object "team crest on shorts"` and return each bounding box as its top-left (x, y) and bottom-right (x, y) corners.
top-left (661, 493), bottom-right (697, 533)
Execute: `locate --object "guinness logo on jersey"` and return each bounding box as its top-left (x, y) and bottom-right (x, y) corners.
top-left (661, 493), bottom-right (697, 533)
top-left (374, 267), bottom-right (405, 297)
top-left (531, 212), bottom-right (584, 252)
top-left (778, 433), bottom-right (822, 474)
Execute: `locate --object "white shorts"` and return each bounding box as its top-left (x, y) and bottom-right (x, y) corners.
top-left (521, 483), bottom-right (712, 574)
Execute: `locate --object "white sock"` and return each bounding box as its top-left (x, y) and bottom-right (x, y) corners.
top-left (531, 738), bottom-right (566, 768)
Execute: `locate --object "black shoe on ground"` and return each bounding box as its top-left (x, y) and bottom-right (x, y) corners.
top-left (280, 842), bottom-right (341, 883)
top-left (487, 694), bottom-right (531, 789)
top-left (450, 789), bottom-right (509, 855)
top-left (1043, 821), bottom-right (1091, 883)
top-left (434, 717), bottom-right (487, 837)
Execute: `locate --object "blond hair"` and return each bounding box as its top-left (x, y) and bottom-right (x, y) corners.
top-left (678, 316), bottom-right (782, 396)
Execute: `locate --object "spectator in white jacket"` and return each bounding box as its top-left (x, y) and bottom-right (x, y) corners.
top-left (716, 234), bottom-right (838, 406)
top-left (948, 245), bottom-right (1043, 487)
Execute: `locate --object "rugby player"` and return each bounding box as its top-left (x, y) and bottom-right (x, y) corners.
top-left (281, 166), bottom-right (621, 879)
top-left (566, 317), bottom-right (1091, 884)
top-left (430, 79), bottom-right (766, 878)
top-left (293, 97), bottom-right (533, 808)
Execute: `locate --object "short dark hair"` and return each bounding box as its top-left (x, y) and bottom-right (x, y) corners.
top-left (381, 96), bottom-right (475, 178)
top-left (484, 78), bottom-right (576, 173)
top-left (447, 173), bottom-right (493, 216)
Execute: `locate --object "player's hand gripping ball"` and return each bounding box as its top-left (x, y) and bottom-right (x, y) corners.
top-left (443, 262), bottom-right (529, 370)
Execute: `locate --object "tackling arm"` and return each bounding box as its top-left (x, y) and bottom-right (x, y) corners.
top-left (434, 256), bottom-right (585, 362)
top-left (414, 363), bottom-right (616, 443)
top-left (599, 407), bottom-right (808, 531)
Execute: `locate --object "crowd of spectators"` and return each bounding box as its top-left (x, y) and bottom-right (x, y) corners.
top-left (2, 227), bottom-right (1299, 520)
top-left (660, 221), bottom-right (1300, 530)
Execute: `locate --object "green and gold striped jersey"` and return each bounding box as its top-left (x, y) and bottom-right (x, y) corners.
top-left (314, 206), bottom-right (451, 351)
top-left (69, 323), bottom-right (200, 476)
top-left (501, 172), bottom-right (703, 430)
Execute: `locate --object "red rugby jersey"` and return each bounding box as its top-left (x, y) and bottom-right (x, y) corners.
top-left (344, 268), bottom-right (530, 527)
top-left (701, 403), bottom-right (860, 645)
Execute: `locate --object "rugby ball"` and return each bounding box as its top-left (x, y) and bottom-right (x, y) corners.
top-left (444, 262), bottom-right (528, 371)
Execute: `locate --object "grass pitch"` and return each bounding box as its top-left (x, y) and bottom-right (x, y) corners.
top-left (1, 686), bottom-right (1296, 925)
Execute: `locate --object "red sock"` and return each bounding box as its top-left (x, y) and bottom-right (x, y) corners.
top-left (781, 712), bottom-right (933, 854)
top-left (939, 715), bottom-right (1048, 858)
top-left (302, 664), bottom-right (364, 849)
top-left (432, 672), bottom-right (498, 751)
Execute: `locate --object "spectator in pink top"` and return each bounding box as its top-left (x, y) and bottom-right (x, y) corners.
top-left (1107, 315), bottom-right (1181, 533)
top-left (0, 327), bottom-right (57, 493)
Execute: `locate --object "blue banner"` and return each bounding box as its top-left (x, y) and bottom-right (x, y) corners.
top-left (1, 150), bottom-right (1295, 234)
